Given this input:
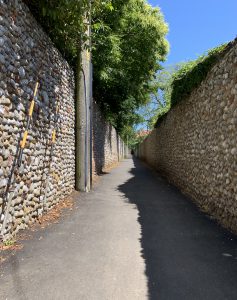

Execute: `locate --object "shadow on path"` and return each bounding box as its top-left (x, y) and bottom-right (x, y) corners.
top-left (118, 158), bottom-right (237, 300)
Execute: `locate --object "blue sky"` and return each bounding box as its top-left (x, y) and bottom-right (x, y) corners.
top-left (148, 0), bottom-right (237, 66)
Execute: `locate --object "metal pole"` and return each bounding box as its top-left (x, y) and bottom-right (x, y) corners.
top-left (89, 0), bottom-right (93, 188)
top-left (76, 2), bottom-right (92, 192)
top-left (75, 42), bottom-right (82, 191)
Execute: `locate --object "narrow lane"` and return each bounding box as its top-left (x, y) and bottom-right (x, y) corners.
top-left (0, 158), bottom-right (237, 300)
top-left (119, 158), bottom-right (237, 299)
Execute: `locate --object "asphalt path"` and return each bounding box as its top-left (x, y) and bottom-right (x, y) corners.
top-left (0, 158), bottom-right (237, 299)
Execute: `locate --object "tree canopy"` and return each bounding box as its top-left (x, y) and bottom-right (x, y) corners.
top-left (24, 0), bottom-right (169, 137)
top-left (92, 0), bottom-right (169, 132)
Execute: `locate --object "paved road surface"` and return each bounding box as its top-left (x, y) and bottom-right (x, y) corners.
top-left (0, 158), bottom-right (237, 299)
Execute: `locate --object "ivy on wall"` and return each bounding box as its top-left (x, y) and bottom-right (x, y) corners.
top-left (170, 44), bottom-right (227, 106)
top-left (155, 42), bottom-right (229, 128)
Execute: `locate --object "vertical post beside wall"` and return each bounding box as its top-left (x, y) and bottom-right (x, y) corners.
top-left (89, 1), bottom-right (93, 189)
top-left (75, 8), bottom-right (92, 192)
top-left (79, 47), bottom-right (92, 192)
top-left (75, 46), bottom-right (82, 192)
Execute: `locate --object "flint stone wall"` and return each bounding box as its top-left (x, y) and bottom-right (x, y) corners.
top-left (0, 0), bottom-right (75, 238)
top-left (137, 40), bottom-right (237, 232)
top-left (92, 101), bottom-right (125, 179)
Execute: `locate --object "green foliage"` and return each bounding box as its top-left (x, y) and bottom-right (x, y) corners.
top-left (93, 0), bottom-right (169, 134)
top-left (24, 0), bottom-right (169, 135)
top-left (93, 0), bottom-right (168, 133)
top-left (120, 125), bottom-right (149, 149)
top-left (170, 44), bottom-right (227, 106)
top-left (120, 125), bottom-right (139, 148)
top-left (24, 0), bottom-right (111, 63)
top-left (154, 43), bottom-right (228, 127)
